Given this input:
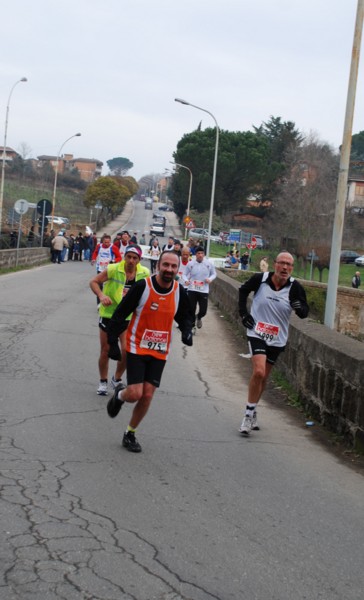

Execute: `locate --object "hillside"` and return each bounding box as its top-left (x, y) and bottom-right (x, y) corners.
top-left (3, 178), bottom-right (90, 233)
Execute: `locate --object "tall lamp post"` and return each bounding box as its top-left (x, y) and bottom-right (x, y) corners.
top-left (0, 77), bottom-right (28, 237)
top-left (170, 160), bottom-right (193, 239)
top-left (175, 98), bottom-right (219, 258)
top-left (324, 0), bottom-right (363, 329)
top-left (51, 133), bottom-right (81, 224)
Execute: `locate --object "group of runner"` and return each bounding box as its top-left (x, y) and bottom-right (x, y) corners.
top-left (89, 229), bottom-right (309, 453)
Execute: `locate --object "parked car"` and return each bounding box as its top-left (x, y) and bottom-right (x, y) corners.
top-left (354, 255), bottom-right (364, 266)
top-left (188, 228), bottom-right (221, 243)
top-left (158, 204), bottom-right (173, 212)
top-left (46, 216), bottom-right (69, 226)
top-left (340, 250), bottom-right (361, 264)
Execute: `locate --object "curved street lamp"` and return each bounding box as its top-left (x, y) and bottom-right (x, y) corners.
top-left (174, 98), bottom-right (219, 257)
top-left (51, 133), bottom-right (81, 224)
top-left (0, 77), bottom-right (28, 237)
top-left (170, 160), bottom-right (193, 239)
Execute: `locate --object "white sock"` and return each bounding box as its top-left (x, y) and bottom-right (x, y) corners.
top-left (245, 404), bottom-right (256, 418)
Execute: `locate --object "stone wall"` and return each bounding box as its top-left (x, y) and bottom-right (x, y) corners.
top-left (210, 270), bottom-right (364, 450)
top-left (0, 247), bottom-right (50, 269)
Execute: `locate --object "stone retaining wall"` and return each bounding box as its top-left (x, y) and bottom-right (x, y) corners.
top-left (0, 247), bottom-right (50, 268)
top-left (210, 270), bottom-right (364, 451)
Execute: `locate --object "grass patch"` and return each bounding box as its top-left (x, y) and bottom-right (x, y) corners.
top-left (0, 262), bottom-right (48, 276)
top-left (271, 370), bottom-right (302, 409)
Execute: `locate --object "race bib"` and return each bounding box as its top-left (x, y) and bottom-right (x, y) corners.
top-left (140, 329), bottom-right (168, 353)
top-left (191, 280), bottom-right (204, 291)
top-left (255, 321), bottom-right (280, 342)
top-left (98, 260), bottom-right (109, 272)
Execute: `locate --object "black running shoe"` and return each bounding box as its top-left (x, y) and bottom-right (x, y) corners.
top-left (107, 383), bottom-right (125, 418)
top-left (122, 431), bottom-right (142, 453)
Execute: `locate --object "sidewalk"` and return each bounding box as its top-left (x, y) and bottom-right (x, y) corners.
top-left (95, 199), bottom-right (135, 239)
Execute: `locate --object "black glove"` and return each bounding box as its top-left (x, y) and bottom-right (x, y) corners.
top-left (242, 313), bottom-right (255, 330)
top-left (108, 341), bottom-right (122, 361)
top-left (290, 300), bottom-right (302, 312)
top-left (181, 329), bottom-right (193, 346)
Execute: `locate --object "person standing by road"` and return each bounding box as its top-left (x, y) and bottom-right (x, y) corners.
top-left (238, 251), bottom-right (309, 435)
top-left (105, 251), bottom-right (193, 453)
top-left (183, 246), bottom-right (216, 330)
top-left (240, 252), bottom-right (250, 271)
top-left (90, 245), bottom-right (150, 396)
top-left (51, 232), bottom-right (69, 264)
top-left (260, 256), bottom-right (269, 273)
top-left (352, 271), bottom-right (361, 289)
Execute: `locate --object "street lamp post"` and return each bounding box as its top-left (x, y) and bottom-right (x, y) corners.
top-left (170, 160), bottom-right (193, 239)
top-left (0, 77), bottom-right (28, 237)
top-left (324, 0), bottom-right (364, 329)
top-left (175, 98), bottom-right (219, 257)
top-left (51, 133), bottom-right (81, 224)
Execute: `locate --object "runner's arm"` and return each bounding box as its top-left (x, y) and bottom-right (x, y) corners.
top-left (289, 281), bottom-right (309, 318)
top-left (238, 273), bottom-right (264, 317)
top-left (208, 261), bottom-right (217, 282)
top-left (174, 285), bottom-right (194, 333)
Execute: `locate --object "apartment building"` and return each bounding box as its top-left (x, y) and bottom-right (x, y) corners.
top-left (37, 153), bottom-right (103, 182)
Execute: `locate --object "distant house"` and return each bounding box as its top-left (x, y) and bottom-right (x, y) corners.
top-left (347, 177), bottom-right (364, 211)
top-left (0, 146), bottom-right (20, 164)
top-left (36, 153), bottom-right (103, 182)
top-left (68, 157), bottom-right (103, 182)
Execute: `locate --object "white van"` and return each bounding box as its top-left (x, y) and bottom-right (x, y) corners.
top-left (145, 198), bottom-right (153, 210)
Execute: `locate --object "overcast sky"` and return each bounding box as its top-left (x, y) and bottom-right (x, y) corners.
top-left (1, 0), bottom-right (363, 181)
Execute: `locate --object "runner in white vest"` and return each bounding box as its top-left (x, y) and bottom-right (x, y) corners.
top-left (238, 251), bottom-right (309, 435)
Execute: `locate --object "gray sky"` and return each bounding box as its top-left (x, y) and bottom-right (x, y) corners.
top-left (1, 0), bottom-right (363, 181)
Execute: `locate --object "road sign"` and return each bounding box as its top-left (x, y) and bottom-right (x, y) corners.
top-left (185, 220), bottom-right (195, 229)
top-left (14, 199), bottom-right (29, 215)
top-left (37, 199), bottom-right (52, 216)
top-left (227, 228), bottom-right (241, 242)
top-left (38, 216), bottom-right (49, 228)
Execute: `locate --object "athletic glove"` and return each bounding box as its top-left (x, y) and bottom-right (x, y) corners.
top-left (290, 300), bottom-right (302, 312)
top-left (242, 313), bottom-right (256, 330)
top-left (108, 341), bottom-right (122, 361)
top-left (181, 329), bottom-right (193, 346)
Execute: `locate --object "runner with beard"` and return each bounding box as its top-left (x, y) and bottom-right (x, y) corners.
top-left (105, 250), bottom-right (194, 453)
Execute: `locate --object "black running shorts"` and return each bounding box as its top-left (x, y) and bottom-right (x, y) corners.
top-left (98, 316), bottom-right (110, 331)
top-left (126, 352), bottom-right (166, 388)
top-left (247, 337), bottom-right (285, 365)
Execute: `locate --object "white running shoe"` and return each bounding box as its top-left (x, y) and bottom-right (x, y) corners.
top-left (97, 381), bottom-right (108, 396)
top-left (111, 375), bottom-right (122, 390)
top-left (252, 411), bottom-right (260, 430)
top-left (239, 415), bottom-right (252, 435)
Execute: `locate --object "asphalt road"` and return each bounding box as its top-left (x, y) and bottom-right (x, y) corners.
top-left (1, 202), bottom-right (364, 600)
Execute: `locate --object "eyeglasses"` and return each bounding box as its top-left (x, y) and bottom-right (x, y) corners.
top-left (275, 260), bottom-right (294, 267)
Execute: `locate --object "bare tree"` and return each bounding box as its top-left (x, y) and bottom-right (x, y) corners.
top-left (269, 134), bottom-right (339, 262)
top-left (17, 142), bottom-right (32, 159)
